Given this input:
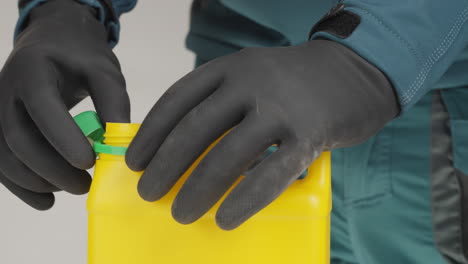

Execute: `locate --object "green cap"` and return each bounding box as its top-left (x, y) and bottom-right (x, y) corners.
top-left (73, 111), bottom-right (105, 142)
top-left (73, 111), bottom-right (127, 156)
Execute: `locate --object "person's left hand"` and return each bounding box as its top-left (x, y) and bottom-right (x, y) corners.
top-left (126, 40), bottom-right (399, 230)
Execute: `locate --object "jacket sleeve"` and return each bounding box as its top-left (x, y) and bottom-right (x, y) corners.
top-left (311, 0), bottom-right (468, 111)
top-left (16, 0), bottom-right (138, 47)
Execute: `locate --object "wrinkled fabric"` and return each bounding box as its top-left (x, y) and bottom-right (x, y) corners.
top-left (16, 0), bottom-right (138, 46)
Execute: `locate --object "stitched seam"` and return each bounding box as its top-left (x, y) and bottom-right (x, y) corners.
top-left (402, 4), bottom-right (468, 105)
top-left (346, 4), bottom-right (423, 65)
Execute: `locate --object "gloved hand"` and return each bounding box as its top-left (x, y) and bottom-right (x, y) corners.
top-left (0, 0), bottom-right (130, 210)
top-left (126, 40), bottom-right (399, 230)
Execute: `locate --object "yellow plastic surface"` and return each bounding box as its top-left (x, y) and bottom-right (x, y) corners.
top-left (88, 123), bottom-right (331, 264)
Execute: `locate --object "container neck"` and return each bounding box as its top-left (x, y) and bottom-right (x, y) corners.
top-left (103, 123), bottom-right (141, 148)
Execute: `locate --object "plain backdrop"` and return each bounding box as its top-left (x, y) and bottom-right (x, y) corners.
top-left (0, 1), bottom-right (194, 263)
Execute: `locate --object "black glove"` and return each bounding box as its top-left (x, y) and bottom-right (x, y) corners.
top-left (126, 40), bottom-right (399, 230)
top-left (0, 0), bottom-right (130, 210)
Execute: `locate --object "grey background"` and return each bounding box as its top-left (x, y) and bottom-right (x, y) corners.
top-left (0, 1), bottom-right (194, 263)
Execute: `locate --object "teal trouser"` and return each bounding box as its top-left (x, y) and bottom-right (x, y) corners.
top-left (331, 91), bottom-right (468, 263)
top-left (189, 3), bottom-right (468, 263)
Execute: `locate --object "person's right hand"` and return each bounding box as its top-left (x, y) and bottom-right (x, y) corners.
top-left (0, 0), bottom-right (130, 210)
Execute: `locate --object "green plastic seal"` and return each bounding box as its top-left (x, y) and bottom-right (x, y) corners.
top-left (73, 111), bottom-right (128, 156)
top-left (93, 142), bottom-right (128, 156)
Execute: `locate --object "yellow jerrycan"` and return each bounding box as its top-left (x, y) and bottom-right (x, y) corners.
top-left (74, 111), bottom-right (331, 264)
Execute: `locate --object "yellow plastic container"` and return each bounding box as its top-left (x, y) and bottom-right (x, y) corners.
top-left (87, 122), bottom-right (331, 264)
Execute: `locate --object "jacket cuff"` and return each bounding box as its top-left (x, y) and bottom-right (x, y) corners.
top-left (111, 0), bottom-right (137, 16)
top-left (311, 3), bottom-right (468, 111)
top-left (15, 0), bottom-right (137, 48)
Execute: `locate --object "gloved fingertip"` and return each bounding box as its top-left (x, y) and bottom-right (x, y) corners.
top-left (172, 212), bottom-right (196, 226)
top-left (63, 171), bottom-right (92, 195)
top-left (71, 185), bottom-right (91, 195)
top-left (215, 217), bottom-right (241, 231)
top-left (137, 176), bottom-right (163, 202)
top-left (125, 146), bottom-right (146, 172)
top-left (62, 137), bottom-right (96, 170)
top-left (171, 200), bottom-right (199, 225)
top-left (23, 193), bottom-right (55, 211)
top-left (216, 207), bottom-right (245, 231)
top-left (32, 195), bottom-right (55, 211)
top-left (70, 151), bottom-right (96, 171)
top-left (96, 90), bottom-right (131, 125)
top-left (101, 110), bottom-right (131, 125)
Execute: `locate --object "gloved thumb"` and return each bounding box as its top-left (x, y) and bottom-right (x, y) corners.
top-left (87, 65), bottom-right (131, 124)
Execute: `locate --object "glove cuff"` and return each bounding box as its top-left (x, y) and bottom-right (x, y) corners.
top-left (15, 0), bottom-right (126, 48)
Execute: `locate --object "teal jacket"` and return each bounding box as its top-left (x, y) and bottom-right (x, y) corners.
top-left (17, 0), bottom-right (468, 112)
